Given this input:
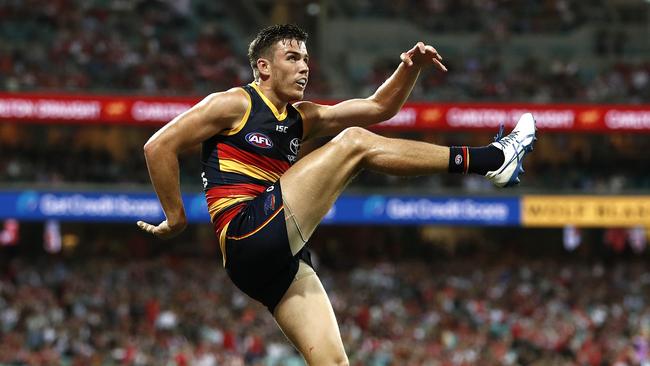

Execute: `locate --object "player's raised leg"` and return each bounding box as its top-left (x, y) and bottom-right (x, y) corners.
top-left (280, 126), bottom-right (450, 248)
top-left (280, 112), bottom-right (537, 246)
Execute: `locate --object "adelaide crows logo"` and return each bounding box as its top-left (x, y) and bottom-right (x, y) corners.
top-left (264, 193), bottom-right (276, 214)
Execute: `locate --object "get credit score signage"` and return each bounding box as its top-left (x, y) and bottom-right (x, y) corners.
top-left (522, 196), bottom-right (650, 227)
top-left (322, 195), bottom-right (519, 225)
top-left (0, 191), bottom-right (519, 226)
top-left (0, 191), bottom-right (209, 223)
top-left (3, 191), bottom-right (648, 227)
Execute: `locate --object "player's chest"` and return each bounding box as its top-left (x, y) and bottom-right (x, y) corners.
top-left (240, 116), bottom-right (302, 163)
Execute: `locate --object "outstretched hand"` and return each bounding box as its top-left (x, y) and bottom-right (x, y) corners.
top-left (137, 219), bottom-right (186, 239)
top-left (400, 42), bottom-right (447, 72)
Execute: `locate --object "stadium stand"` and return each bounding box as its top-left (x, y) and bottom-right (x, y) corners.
top-left (1, 0), bottom-right (649, 365)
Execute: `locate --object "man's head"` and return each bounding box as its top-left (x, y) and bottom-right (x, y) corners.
top-left (248, 24), bottom-right (309, 101)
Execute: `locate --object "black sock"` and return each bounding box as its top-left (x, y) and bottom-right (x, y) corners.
top-left (448, 145), bottom-right (504, 175)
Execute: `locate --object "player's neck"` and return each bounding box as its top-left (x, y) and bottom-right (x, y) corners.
top-left (253, 82), bottom-right (288, 114)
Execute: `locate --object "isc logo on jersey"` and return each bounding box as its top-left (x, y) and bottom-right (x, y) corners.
top-left (245, 132), bottom-right (273, 149)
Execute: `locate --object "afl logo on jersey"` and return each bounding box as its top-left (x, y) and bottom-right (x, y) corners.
top-left (245, 132), bottom-right (273, 149)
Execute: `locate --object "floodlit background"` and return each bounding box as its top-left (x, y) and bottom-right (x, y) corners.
top-left (1, 1), bottom-right (649, 365)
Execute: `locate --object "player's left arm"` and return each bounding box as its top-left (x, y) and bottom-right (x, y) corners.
top-left (295, 42), bottom-right (446, 140)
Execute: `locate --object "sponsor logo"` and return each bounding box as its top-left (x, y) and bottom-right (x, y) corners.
top-left (264, 194), bottom-right (276, 215)
top-left (266, 186), bottom-right (275, 192)
top-left (131, 101), bottom-right (191, 122)
top-left (17, 193), bottom-right (162, 218)
top-left (605, 110), bottom-right (650, 130)
top-left (363, 196), bottom-right (386, 217)
top-left (16, 191), bottom-right (39, 213)
top-left (245, 132), bottom-right (273, 148)
top-left (0, 99), bottom-right (101, 120)
top-left (454, 154), bottom-right (463, 166)
top-left (522, 196), bottom-right (650, 227)
top-left (385, 199), bottom-right (510, 221)
top-left (105, 102), bottom-right (127, 117)
top-left (289, 138), bottom-right (301, 155)
top-left (447, 108), bottom-right (574, 129)
top-left (421, 108), bottom-right (442, 124)
top-left (276, 125), bottom-right (288, 133)
top-left (577, 110), bottom-right (600, 125)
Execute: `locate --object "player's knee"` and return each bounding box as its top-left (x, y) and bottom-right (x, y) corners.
top-left (334, 356), bottom-right (350, 366)
top-left (307, 352), bottom-right (349, 366)
top-left (332, 127), bottom-right (374, 154)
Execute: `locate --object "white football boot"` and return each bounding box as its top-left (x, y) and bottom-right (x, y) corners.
top-left (485, 113), bottom-right (537, 187)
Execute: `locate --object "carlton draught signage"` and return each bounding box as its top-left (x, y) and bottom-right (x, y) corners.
top-left (2, 93), bottom-right (650, 132)
top-left (522, 196), bottom-right (650, 227)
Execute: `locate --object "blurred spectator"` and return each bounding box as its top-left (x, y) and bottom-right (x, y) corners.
top-left (2, 244), bottom-right (650, 365)
top-left (360, 56), bottom-right (649, 104)
top-left (341, 0), bottom-right (604, 34)
top-left (2, 124), bottom-right (649, 192)
top-left (1, 0), bottom-right (647, 102)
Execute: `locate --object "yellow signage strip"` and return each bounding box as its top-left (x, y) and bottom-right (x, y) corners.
top-left (522, 196), bottom-right (650, 227)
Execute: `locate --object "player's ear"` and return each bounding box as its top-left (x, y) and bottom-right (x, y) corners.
top-left (257, 58), bottom-right (271, 79)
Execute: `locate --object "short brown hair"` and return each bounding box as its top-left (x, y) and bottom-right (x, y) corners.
top-left (248, 24), bottom-right (308, 80)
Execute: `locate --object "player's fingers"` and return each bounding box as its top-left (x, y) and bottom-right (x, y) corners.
top-left (433, 58), bottom-right (448, 72)
top-left (425, 45), bottom-right (442, 61)
top-left (137, 220), bottom-right (156, 234)
top-left (400, 52), bottom-right (413, 66)
top-left (417, 42), bottom-right (425, 54)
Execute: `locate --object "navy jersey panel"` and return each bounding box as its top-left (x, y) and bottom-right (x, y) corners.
top-left (223, 181), bottom-right (313, 313)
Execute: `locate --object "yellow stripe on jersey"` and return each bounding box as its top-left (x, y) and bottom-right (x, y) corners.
top-left (250, 82), bottom-right (288, 121)
top-left (219, 158), bottom-right (281, 183)
top-left (221, 88), bottom-right (252, 136)
top-left (208, 195), bottom-right (254, 221)
top-left (219, 221), bottom-right (230, 267)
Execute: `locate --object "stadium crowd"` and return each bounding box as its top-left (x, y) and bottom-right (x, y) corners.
top-left (340, 0), bottom-right (630, 33)
top-left (363, 57), bottom-right (649, 104)
top-left (2, 1), bottom-right (649, 366)
top-left (0, 0), bottom-right (647, 103)
top-left (1, 249), bottom-right (650, 365)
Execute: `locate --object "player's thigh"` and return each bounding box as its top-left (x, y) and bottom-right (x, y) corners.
top-left (280, 128), bottom-right (368, 238)
top-left (273, 273), bottom-right (348, 365)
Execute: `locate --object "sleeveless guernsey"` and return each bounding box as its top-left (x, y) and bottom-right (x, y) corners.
top-left (201, 83), bottom-right (303, 236)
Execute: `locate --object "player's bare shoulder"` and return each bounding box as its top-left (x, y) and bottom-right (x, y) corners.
top-left (201, 87), bottom-right (251, 131)
top-left (293, 100), bottom-right (320, 121)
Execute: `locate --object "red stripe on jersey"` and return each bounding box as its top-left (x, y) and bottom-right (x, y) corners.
top-left (205, 183), bottom-right (267, 206)
top-left (218, 143), bottom-right (290, 176)
top-left (213, 202), bottom-right (247, 235)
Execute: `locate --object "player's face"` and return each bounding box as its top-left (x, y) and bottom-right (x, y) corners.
top-left (269, 39), bottom-right (309, 101)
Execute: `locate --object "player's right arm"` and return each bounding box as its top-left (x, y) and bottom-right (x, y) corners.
top-left (295, 42), bottom-right (446, 140)
top-left (137, 88), bottom-right (250, 239)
